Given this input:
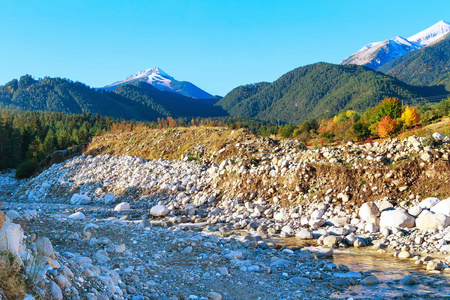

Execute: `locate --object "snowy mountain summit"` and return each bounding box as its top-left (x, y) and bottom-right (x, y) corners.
top-left (105, 67), bottom-right (213, 99)
top-left (408, 20), bottom-right (450, 46)
top-left (341, 20), bottom-right (450, 70)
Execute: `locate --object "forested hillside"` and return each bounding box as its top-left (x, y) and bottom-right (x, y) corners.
top-left (112, 82), bottom-right (226, 118)
top-left (216, 63), bottom-right (446, 123)
top-left (0, 110), bottom-right (114, 176)
top-left (379, 34), bottom-right (450, 90)
top-left (0, 75), bottom-right (225, 122)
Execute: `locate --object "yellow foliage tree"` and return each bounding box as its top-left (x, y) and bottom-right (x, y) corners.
top-left (401, 105), bottom-right (420, 127)
top-left (377, 115), bottom-right (397, 138)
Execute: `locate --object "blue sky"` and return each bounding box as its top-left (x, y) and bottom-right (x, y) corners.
top-left (1, 0), bottom-right (449, 96)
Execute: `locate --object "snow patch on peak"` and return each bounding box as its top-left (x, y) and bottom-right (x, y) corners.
top-left (391, 36), bottom-right (412, 46)
top-left (127, 67), bottom-right (173, 81)
top-left (408, 20), bottom-right (450, 46)
top-left (109, 67), bottom-right (173, 89)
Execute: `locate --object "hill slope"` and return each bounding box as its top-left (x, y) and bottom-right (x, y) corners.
top-left (0, 75), bottom-right (164, 121)
top-left (379, 34), bottom-right (450, 90)
top-left (0, 75), bottom-right (226, 121)
top-left (104, 67), bottom-right (213, 99)
top-left (216, 63), bottom-right (446, 123)
top-left (112, 81), bottom-right (226, 118)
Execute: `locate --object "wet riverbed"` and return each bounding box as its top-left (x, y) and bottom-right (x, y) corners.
top-left (272, 236), bottom-right (450, 299)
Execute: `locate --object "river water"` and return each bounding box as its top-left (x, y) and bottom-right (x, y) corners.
top-left (270, 237), bottom-right (450, 299)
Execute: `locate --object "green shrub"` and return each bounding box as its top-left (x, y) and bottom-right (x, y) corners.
top-left (15, 160), bottom-right (39, 179)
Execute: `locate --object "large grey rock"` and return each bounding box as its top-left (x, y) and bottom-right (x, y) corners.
top-left (36, 237), bottom-right (54, 258)
top-left (380, 209), bottom-right (415, 229)
top-left (207, 292), bottom-right (222, 300)
top-left (270, 258), bottom-right (290, 268)
top-left (54, 274), bottom-right (71, 289)
top-left (68, 212), bottom-right (86, 220)
top-left (104, 193), bottom-right (117, 205)
top-left (359, 202), bottom-right (380, 222)
top-left (419, 197), bottom-right (440, 209)
top-left (0, 221), bottom-right (22, 262)
top-left (400, 275), bottom-right (421, 285)
top-left (360, 275), bottom-right (380, 285)
top-left (5, 210), bottom-right (20, 221)
top-left (50, 281), bottom-right (63, 300)
top-left (150, 205), bottom-right (169, 217)
top-left (70, 194), bottom-right (91, 205)
top-left (416, 213), bottom-right (450, 230)
top-left (430, 199), bottom-right (450, 216)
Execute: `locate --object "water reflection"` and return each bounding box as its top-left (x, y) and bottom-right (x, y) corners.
top-left (271, 237), bottom-right (450, 299)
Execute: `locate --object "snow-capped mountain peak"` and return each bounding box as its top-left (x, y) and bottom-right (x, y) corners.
top-left (340, 36), bottom-right (421, 70)
top-left (104, 67), bottom-right (213, 99)
top-left (125, 67), bottom-right (173, 81)
top-left (341, 21), bottom-right (450, 70)
top-left (110, 67), bottom-right (174, 89)
top-left (408, 20), bottom-right (450, 46)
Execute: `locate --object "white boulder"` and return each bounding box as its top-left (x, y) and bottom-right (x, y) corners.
top-left (359, 202), bottom-right (380, 222)
top-left (296, 229), bottom-right (313, 239)
top-left (419, 197), bottom-right (440, 209)
top-left (114, 202), bottom-right (130, 211)
top-left (430, 199), bottom-right (450, 216)
top-left (274, 212), bottom-right (289, 222)
top-left (407, 206), bottom-right (422, 217)
top-left (379, 209), bottom-right (415, 229)
top-left (0, 221), bottom-right (22, 262)
top-left (69, 212), bottom-right (86, 220)
top-left (150, 205), bottom-right (169, 217)
top-left (432, 132), bottom-right (446, 141)
top-left (70, 194), bottom-right (91, 205)
top-left (416, 213), bottom-right (450, 230)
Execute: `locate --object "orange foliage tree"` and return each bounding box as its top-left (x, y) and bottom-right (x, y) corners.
top-left (377, 116), bottom-right (397, 138)
top-left (401, 105), bottom-right (420, 127)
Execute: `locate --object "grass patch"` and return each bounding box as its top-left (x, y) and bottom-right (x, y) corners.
top-left (0, 251), bottom-right (26, 299)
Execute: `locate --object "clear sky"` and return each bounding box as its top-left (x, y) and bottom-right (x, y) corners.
top-left (1, 0), bottom-right (449, 96)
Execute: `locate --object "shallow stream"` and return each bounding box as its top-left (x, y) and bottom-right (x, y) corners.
top-left (274, 236), bottom-right (450, 299)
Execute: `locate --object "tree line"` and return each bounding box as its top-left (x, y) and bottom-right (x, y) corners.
top-left (0, 110), bottom-right (114, 177)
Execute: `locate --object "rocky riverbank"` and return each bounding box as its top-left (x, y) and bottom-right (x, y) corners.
top-left (1, 129), bottom-right (450, 299)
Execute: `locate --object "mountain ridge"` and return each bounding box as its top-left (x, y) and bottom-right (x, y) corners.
top-left (216, 62), bottom-right (446, 124)
top-left (341, 20), bottom-right (450, 70)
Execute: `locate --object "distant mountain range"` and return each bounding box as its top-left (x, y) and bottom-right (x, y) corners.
top-left (341, 20), bottom-right (450, 70)
top-left (2, 21), bottom-right (450, 125)
top-left (104, 67), bottom-right (213, 99)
